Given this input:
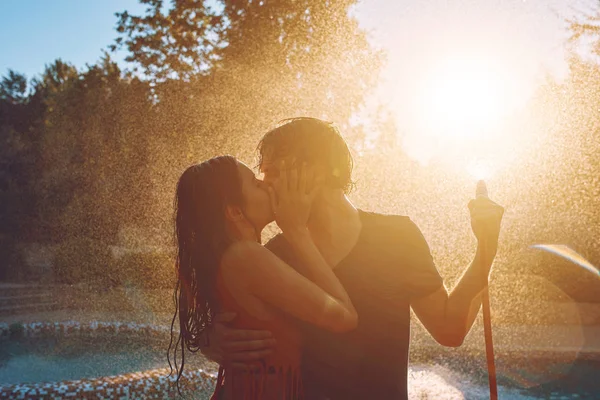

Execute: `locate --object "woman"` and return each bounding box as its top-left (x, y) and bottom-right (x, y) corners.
top-left (169, 155), bottom-right (357, 399)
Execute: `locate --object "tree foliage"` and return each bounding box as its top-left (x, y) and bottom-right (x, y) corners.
top-left (568, 5), bottom-right (600, 55)
top-left (112, 0), bottom-right (224, 82)
top-left (2, 0), bottom-right (599, 305)
top-left (1, 0), bottom-right (381, 283)
top-left (0, 70), bottom-right (29, 104)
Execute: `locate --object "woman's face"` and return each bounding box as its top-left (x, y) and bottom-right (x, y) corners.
top-left (237, 161), bottom-right (274, 230)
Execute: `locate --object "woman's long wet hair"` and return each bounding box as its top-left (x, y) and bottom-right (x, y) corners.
top-left (168, 155), bottom-right (243, 394)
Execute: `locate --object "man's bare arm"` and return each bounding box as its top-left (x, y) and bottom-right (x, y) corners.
top-left (199, 312), bottom-right (276, 369)
top-left (412, 193), bottom-right (503, 347)
top-left (411, 248), bottom-right (490, 347)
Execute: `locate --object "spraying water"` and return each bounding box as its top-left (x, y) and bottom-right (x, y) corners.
top-left (2, 0), bottom-right (600, 398)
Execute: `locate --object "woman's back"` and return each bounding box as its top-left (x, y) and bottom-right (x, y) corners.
top-left (213, 270), bottom-right (303, 400)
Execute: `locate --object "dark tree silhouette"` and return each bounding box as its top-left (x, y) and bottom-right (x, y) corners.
top-left (0, 70), bottom-right (29, 104)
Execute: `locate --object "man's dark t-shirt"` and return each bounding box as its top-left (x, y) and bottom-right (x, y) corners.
top-left (265, 210), bottom-right (443, 400)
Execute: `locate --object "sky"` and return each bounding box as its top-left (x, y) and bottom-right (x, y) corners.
top-left (0, 0), bottom-right (145, 80)
top-left (1, 0), bottom-right (595, 80)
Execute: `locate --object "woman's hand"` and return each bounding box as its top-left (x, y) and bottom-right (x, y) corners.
top-left (268, 160), bottom-right (321, 239)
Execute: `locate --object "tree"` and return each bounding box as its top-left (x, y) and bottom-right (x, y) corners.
top-left (113, 0), bottom-right (382, 132)
top-left (0, 69), bottom-right (47, 280)
top-left (0, 70), bottom-right (29, 104)
top-left (111, 0), bottom-right (383, 235)
top-left (568, 3), bottom-right (600, 55)
top-left (2, 0), bottom-right (385, 283)
top-left (210, 0), bottom-right (383, 142)
top-left (38, 57), bottom-right (154, 244)
top-left (112, 0), bottom-right (224, 82)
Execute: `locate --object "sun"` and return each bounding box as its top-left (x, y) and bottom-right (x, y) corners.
top-left (393, 54), bottom-right (530, 175)
top-left (416, 57), bottom-right (514, 140)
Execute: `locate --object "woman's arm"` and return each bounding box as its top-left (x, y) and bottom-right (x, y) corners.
top-left (222, 238), bottom-right (358, 333)
top-left (283, 228), bottom-right (354, 315)
top-left (199, 164), bottom-right (354, 367)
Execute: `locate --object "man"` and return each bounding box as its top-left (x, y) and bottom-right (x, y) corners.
top-left (201, 117), bottom-right (504, 399)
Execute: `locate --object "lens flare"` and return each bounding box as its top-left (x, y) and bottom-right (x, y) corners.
top-left (531, 244), bottom-right (600, 278)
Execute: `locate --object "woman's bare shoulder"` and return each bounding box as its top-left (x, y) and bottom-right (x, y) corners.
top-left (221, 241), bottom-right (267, 271)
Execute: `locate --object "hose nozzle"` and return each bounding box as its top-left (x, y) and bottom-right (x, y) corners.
top-left (476, 180), bottom-right (488, 199)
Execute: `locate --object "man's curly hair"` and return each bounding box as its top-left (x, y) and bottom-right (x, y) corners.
top-left (257, 117), bottom-right (355, 193)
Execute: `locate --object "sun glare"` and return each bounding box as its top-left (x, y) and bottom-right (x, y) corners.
top-left (418, 57), bottom-right (512, 139)
top-left (466, 158), bottom-right (493, 181)
top-left (395, 54), bottom-right (530, 173)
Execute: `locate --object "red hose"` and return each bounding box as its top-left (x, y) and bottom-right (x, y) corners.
top-left (481, 239), bottom-right (498, 400)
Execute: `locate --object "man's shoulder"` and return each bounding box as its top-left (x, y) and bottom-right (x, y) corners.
top-left (359, 210), bottom-right (419, 235)
top-left (264, 233), bottom-right (295, 260)
top-left (358, 210), bottom-right (441, 296)
top-left (359, 210), bottom-right (429, 251)
top-left (360, 210), bottom-right (410, 222)
top-left (264, 233), bottom-right (287, 250)
top-left (263, 211), bottom-right (427, 256)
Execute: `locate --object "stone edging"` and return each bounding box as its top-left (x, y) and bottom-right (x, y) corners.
top-left (0, 321), bottom-right (216, 399)
top-left (0, 321), bottom-right (173, 340)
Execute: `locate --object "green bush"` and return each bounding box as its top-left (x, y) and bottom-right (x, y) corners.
top-left (115, 252), bottom-right (175, 289)
top-left (52, 238), bottom-right (114, 284)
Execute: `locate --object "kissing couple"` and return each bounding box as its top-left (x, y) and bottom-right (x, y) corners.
top-left (170, 117), bottom-right (504, 400)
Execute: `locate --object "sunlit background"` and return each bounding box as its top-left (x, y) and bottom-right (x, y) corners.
top-left (1, 0), bottom-right (600, 398)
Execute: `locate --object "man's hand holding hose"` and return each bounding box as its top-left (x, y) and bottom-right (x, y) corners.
top-left (469, 180), bottom-right (504, 400)
top-left (412, 180), bottom-right (505, 351)
top-left (468, 180), bottom-right (504, 279)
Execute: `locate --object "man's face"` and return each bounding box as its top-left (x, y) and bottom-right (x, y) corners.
top-left (260, 155), bottom-right (286, 187)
